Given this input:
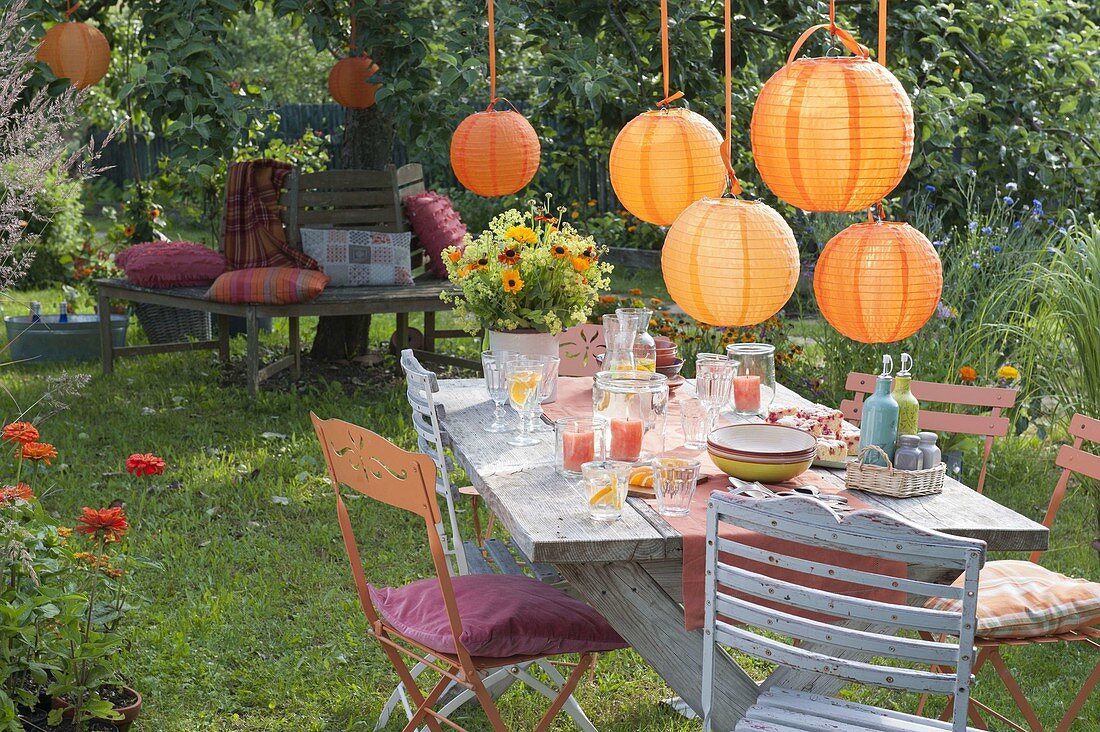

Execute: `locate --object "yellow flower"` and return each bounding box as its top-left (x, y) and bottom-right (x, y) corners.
top-left (502, 269), bottom-right (524, 294)
top-left (551, 243), bottom-right (570, 259)
top-left (587, 199), bottom-right (597, 207)
top-left (57, 527), bottom-right (73, 538)
top-left (572, 256), bottom-right (591, 273)
top-left (958, 366), bottom-right (977, 383)
top-left (627, 225), bottom-right (637, 233)
top-left (505, 226), bottom-right (537, 245)
top-left (498, 247), bottom-right (521, 265)
top-left (997, 365), bottom-right (1020, 381)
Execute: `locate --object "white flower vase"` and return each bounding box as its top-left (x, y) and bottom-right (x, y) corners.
top-left (488, 329), bottom-right (560, 402)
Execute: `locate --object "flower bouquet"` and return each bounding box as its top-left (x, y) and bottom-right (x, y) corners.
top-left (441, 202), bottom-right (613, 335)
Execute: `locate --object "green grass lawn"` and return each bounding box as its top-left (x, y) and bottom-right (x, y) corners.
top-left (0, 288), bottom-right (1097, 731)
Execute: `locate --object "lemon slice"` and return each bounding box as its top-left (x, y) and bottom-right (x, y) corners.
top-left (508, 370), bottom-right (540, 406)
top-left (629, 466), bottom-right (654, 487)
top-left (588, 485), bottom-right (614, 506)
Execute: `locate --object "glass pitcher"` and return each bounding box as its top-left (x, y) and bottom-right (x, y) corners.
top-left (602, 314), bottom-right (636, 372)
top-left (592, 371), bottom-right (669, 462)
top-left (616, 307), bottom-right (656, 372)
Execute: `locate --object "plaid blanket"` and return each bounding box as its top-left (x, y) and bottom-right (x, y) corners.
top-left (221, 160), bottom-right (319, 271)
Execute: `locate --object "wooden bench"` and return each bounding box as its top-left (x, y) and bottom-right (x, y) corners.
top-left (95, 164), bottom-right (477, 394)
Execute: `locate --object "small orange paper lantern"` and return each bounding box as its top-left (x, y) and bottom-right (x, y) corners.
top-left (328, 56), bottom-right (381, 109)
top-left (450, 109), bottom-right (540, 197)
top-left (814, 220), bottom-right (942, 343)
top-left (36, 22), bottom-right (110, 90)
top-left (609, 109), bottom-right (726, 226)
top-left (750, 25), bottom-right (913, 212)
top-left (662, 198), bottom-right (799, 326)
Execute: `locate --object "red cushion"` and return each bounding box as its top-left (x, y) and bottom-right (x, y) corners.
top-left (117, 241), bottom-right (227, 288)
top-left (369, 574), bottom-right (627, 658)
top-left (205, 267), bottom-right (329, 304)
top-left (403, 191), bottom-right (467, 279)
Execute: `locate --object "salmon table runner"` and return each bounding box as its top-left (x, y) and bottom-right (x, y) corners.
top-left (542, 376), bottom-right (906, 630)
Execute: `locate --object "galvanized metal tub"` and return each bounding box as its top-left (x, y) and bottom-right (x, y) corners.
top-left (4, 314), bottom-right (128, 363)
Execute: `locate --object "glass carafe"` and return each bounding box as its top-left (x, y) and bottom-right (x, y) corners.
top-left (592, 371), bottom-right (669, 462)
top-left (602, 314), bottom-right (636, 372)
top-left (616, 307), bottom-right (656, 372)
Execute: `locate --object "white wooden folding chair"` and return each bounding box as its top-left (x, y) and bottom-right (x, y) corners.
top-left (702, 491), bottom-right (986, 732)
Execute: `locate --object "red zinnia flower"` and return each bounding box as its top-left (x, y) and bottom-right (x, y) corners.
top-left (0, 483), bottom-right (33, 505)
top-left (75, 507), bottom-right (129, 543)
top-left (20, 443), bottom-right (57, 464)
top-left (126, 453), bottom-right (166, 477)
top-left (2, 422), bottom-right (39, 445)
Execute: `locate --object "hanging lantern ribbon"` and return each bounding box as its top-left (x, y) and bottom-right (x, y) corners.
top-left (720, 0), bottom-right (741, 196)
top-left (655, 0), bottom-right (684, 107)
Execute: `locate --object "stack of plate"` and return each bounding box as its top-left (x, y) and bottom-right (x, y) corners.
top-left (707, 423), bottom-right (817, 482)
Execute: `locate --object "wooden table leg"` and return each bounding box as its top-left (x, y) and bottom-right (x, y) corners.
top-left (217, 314), bottom-right (230, 364)
top-left (288, 316), bottom-right (301, 380)
top-left (556, 561), bottom-right (757, 729)
top-left (246, 307), bottom-right (260, 397)
top-left (98, 292), bottom-right (114, 375)
top-left (424, 311), bottom-right (436, 353)
top-left (395, 312), bottom-right (409, 354)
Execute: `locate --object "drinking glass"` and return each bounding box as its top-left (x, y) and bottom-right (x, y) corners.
top-left (531, 354), bottom-right (561, 432)
top-left (679, 398), bottom-right (708, 450)
top-left (505, 358), bottom-right (545, 446)
top-left (555, 417), bottom-right (606, 478)
top-left (581, 460), bottom-right (633, 522)
top-left (727, 342), bottom-right (776, 417)
top-left (481, 350), bottom-right (518, 432)
top-left (652, 457), bottom-right (702, 517)
top-left (696, 358), bottom-right (737, 433)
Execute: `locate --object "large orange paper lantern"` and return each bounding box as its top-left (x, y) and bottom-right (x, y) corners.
top-left (814, 220), bottom-right (942, 343)
top-left (36, 22), bottom-right (110, 90)
top-left (750, 25), bottom-right (913, 212)
top-left (450, 109), bottom-right (540, 197)
top-left (662, 198), bottom-right (799, 326)
top-left (610, 109), bottom-right (726, 226)
top-left (328, 56), bottom-right (381, 109)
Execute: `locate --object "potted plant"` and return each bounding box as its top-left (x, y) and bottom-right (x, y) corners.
top-left (441, 198), bottom-right (613, 385)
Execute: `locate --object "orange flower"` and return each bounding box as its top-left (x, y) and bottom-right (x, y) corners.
top-left (75, 506), bottom-right (129, 543)
top-left (20, 443), bottom-right (57, 464)
top-left (105, 568), bottom-right (125, 578)
top-left (572, 256), bottom-right (591, 273)
top-left (551, 243), bottom-right (570, 259)
top-left (502, 270), bottom-right (525, 294)
top-left (148, 209), bottom-right (161, 220)
top-left (447, 248), bottom-right (463, 264)
top-left (122, 225), bottom-right (136, 238)
top-left (0, 483), bottom-right (33, 504)
top-left (57, 526), bottom-right (73, 538)
top-left (629, 288), bottom-right (642, 296)
top-left (958, 366), bottom-right (977, 383)
top-left (457, 264), bottom-right (474, 278)
top-left (498, 247), bottom-right (521, 265)
top-left (599, 295), bottom-right (617, 304)
top-left (126, 453), bottom-right (166, 477)
top-left (1, 422), bottom-right (39, 445)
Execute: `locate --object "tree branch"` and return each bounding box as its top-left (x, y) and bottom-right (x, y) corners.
top-left (608, 0), bottom-right (644, 97)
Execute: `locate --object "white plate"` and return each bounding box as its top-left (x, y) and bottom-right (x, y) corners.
top-left (812, 457), bottom-right (851, 469)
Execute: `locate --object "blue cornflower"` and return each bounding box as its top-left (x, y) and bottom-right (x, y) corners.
top-left (972, 262), bottom-right (981, 269)
top-left (991, 244), bottom-right (1003, 253)
top-left (1012, 221), bottom-right (1023, 230)
top-left (925, 184), bottom-right (936, 193)
top-left (927, 203), bottom-right (934, 210)
top-left (981, 226), bottom-right (993, 235)
top-left (1032, 199), bottom-right (1043, 212)
top-left (1005, 182), bottom-right (1018, 191)
top-left (932, 240), bottom-right (945, 248)
top-left (968, 221), bottom-right (979, 231)
top-left (1003, 196), bottom-right (1014, 205)
top-left (1047, 219), bottom-right (1056, 226)
top-left (1058, 227), bottom-right (1067, 235)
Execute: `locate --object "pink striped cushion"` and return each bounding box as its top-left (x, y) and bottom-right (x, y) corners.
top-left (205, 267), bottom-right (329, 304)
top-left (926, 560), bottom-right (1100, 639)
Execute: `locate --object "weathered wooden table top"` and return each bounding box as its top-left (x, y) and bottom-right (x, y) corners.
top-left (435, 377), bottom-right (1048, 565)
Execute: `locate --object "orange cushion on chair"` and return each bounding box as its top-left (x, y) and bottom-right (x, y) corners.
top-left (206, 267), bottom-right (329, 304)
top-left (926, 560), bottom-right (1100, 639)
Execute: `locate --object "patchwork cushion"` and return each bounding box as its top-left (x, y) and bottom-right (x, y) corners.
top-left (369, 574), bottom-right (628, 658)
top-left (205, 267), bottom-right (329, 304)
top-left (926, 560), bottom-right (1100, 639)
top-left (116, 241), bottom-right (227, 288)
top-left (402, 191), bottom-right (467, 279)
top-left (299, 228), bottom-right (414, 286)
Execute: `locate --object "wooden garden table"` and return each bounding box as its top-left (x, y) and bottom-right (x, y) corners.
top-left (433, 377), bottom-right (1049, 730)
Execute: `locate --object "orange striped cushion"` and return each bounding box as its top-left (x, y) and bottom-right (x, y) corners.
top-left (926, 560), bottom-right (1100, 639)
top-left (206, 267), bottom-right (329, 305)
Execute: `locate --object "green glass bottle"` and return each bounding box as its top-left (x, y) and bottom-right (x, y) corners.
top-left (892, 352), bottom-right (920, 437)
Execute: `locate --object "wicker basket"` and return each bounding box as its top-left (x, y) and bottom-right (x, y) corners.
top-left (845, 445), bottom-right (945, 498)
top-left (132, 303), bottom-right (212, 345)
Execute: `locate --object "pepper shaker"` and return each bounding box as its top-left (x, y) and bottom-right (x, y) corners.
top-left (917, 431), bottom-right (941, 468)
top-left (893, 435), bottom-right (924, 471)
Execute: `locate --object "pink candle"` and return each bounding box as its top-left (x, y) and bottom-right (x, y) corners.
top-left (562, 430), bottom-right (595, 472)
top-left (733, 374), bottom-right (762, 412)
top-left (610, 418), bottom-right (644, 461)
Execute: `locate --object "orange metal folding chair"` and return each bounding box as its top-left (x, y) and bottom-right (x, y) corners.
top-left (311, 414), bottom-right (627, 732)
top-left (917, 412), bottom-right (1100, 731)
top-left (841, 371), bottom-right (1017, 494)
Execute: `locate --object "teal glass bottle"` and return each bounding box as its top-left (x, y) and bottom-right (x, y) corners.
top-left (859, 355), bottom-right (899, 467)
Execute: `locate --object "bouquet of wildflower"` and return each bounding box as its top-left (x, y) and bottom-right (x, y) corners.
top-left (441, 202), bottom-right (613, 335)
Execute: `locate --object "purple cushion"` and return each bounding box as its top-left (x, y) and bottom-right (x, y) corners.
top-left (117, 241), bottom-right (227, 288)
top-left (403, 191), bottom-right (467, 279)
top-left (370, 574), bottom-right (627, 658)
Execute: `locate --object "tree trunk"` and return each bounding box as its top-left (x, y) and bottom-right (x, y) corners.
top-left (311, 105), bottom-right (396, 360)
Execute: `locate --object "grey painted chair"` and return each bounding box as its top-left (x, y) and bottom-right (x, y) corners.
top-left (703, 492), bottom-right (986, 732)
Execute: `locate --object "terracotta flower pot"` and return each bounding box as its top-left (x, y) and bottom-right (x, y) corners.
top-left (52, 686), bottom-right (141, 731)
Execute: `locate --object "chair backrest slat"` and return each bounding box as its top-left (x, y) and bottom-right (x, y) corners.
top-left (558, 323), bottom-right (605, 377)
top-left (703, 493), bottom-right (985, 732)
top-left (1031, 412), bottom-right (1100, 563)
top-left (1055, 442), bottom-right (1100, 481)
top-left (843, 372), bottom-right (1018, 410)
top-left (1070, 413), bottom-right (1100, 442)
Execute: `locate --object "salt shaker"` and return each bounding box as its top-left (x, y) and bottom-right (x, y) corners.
top-left (917, 431), bottom-right (941, 468)
top-left (893, 434), bottom-right (924, 471)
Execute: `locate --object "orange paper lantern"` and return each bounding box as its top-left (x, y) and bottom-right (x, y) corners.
top-left (609, 109), bottom-right (726, 226)
top-left (662, 198), bottom-right (799, 326)
top-left (750, 25), bottom-right (913, 212)
top-left (36, 22), bottom-right (110, 90)
top-left (814, 219), bottom-right (942, 343)
top-left (450, 109), bottom-right (540, 197)
top-left (328, 56), bottom-right (381, 109)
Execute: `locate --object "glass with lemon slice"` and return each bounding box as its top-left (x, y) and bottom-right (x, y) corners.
top-left (580, 460), bottom-right (633, 522)
top-left (505, 358), bottom-right (545, 447)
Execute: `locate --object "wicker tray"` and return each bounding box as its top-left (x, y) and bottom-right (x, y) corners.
top-left (845, 445), bottom-right (945, 498)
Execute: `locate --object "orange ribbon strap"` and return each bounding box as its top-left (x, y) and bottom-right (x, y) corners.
top-left (64, 1), bottom-right (81, 19)
top-left (722, 0), bottom-right (742, 195)
top-left (487, 0), bottom-right (497, 102)
top-left (656, 0), bottom-right (684, 107)
top-left (879, 0), bottom-right (888, 66)
top-left (867, 201), bottom-right (887, 223)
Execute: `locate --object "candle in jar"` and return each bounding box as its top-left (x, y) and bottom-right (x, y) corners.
top-left (561, 429), bottom-right (595, 472)
top-left (609, 418), bottom-right (643, 461)
top-left (733, 374), bottom-right (762, 412)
